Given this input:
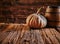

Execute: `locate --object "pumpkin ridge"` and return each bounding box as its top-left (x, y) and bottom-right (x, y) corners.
top-left (29, 15), bottom-right (34, 27)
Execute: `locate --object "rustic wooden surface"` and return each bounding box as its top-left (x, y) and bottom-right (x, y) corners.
top-left (0, 23), bottom-right (60, 44)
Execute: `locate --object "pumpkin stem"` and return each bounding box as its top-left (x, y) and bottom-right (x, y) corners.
top-left (36, 6), bottom-right (44, 14)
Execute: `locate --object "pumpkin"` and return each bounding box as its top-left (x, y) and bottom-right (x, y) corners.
top-left (26, 7), bottom-right (47, 28)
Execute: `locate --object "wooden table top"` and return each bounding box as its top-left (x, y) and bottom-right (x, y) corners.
top-left (0, 23), bottom-right (60, 44)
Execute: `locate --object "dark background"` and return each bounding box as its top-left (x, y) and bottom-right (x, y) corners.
top-left (0, 0), bottom-right (60, 23)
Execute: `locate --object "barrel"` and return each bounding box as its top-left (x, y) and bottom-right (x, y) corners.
top-left (45, 6), bottom-right (60, 27)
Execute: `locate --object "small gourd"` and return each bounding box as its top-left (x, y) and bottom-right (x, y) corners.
top-left (26, 7), bottom-right (47, 28)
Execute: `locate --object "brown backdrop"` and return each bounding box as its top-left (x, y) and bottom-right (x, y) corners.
top-left (0, 0), bottom-right (60, 23)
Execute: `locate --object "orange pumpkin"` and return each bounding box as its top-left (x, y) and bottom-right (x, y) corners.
top-left (26, 7), bottom-right (47, 28)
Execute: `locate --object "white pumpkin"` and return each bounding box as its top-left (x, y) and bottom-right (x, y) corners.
top-left (26, 7), bottom-right (47, 28)
top-left (26, 13), bottom-right (47, 28)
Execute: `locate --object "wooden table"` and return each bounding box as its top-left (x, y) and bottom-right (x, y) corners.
top-left (0, 23), bottom-right (60, 44)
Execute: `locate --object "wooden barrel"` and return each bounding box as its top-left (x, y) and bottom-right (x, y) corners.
top-left (45, 6), bottom-right (60, 27)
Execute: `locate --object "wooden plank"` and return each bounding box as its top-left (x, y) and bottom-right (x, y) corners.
top-left (0, 32), bottom-right (10, 42)
top-left (31, 30), bottom-right (44, 44)
top-left (41, 29), bottom-right (52, 44)
top-left (44, 28), bottom-right (59, 44)
top-left (50, 28), bottom-right (60, 43)
top-left (2, 31), bottom-right (17, 44)
top-left (0, 24), bottom-right (60, 44)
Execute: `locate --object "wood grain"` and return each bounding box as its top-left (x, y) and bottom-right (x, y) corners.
top-left (0, 23), bottom-right (60, 44)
